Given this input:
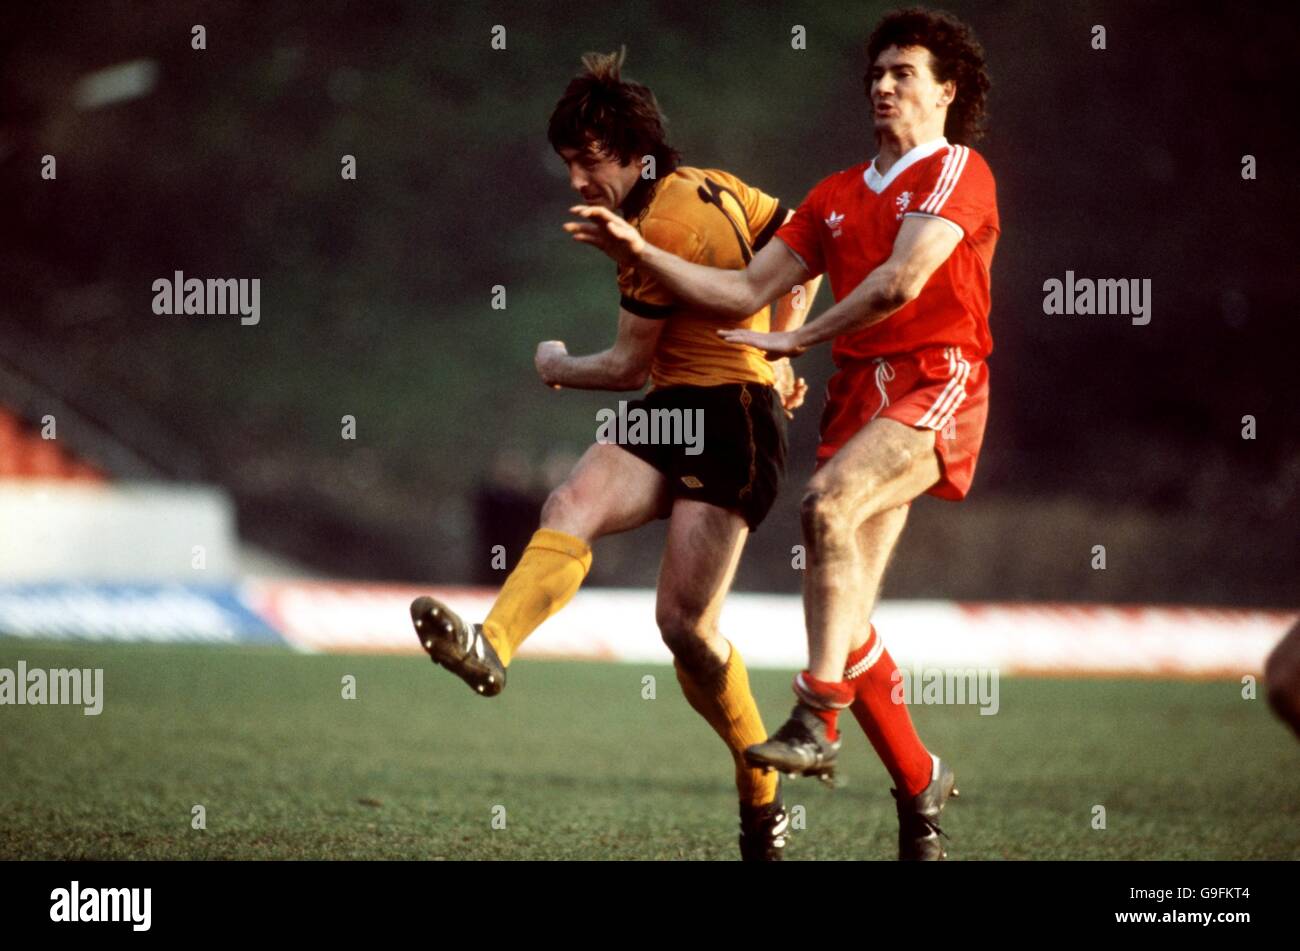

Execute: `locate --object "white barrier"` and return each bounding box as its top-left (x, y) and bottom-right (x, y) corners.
top-left (0, 482), bottom-right (238, 582)
top-left (245, 581), bottom-right (1297, 678)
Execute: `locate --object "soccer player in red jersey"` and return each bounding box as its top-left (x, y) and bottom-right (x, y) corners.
top-left (566, 8), bottom-right (997, 859)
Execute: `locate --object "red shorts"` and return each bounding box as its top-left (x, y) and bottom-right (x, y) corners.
top-left (816, 346), bottom-right (989, 500)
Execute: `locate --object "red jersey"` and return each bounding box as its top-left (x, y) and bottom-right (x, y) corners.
top-left (775, 138), bottom-right (999, 364)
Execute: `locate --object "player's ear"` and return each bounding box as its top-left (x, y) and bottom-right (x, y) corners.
top-left (938, 80), bottom-right (956, 108)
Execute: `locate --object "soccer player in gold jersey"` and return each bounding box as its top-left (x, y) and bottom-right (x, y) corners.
top-left (410, 49), bottom-right (821, 860)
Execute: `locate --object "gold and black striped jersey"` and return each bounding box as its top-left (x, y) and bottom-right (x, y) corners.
top-left (618, 166), bottom-right (788, 390)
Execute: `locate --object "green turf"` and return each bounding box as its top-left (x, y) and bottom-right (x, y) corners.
top-left (0, 640), bottom-right (1296, 860)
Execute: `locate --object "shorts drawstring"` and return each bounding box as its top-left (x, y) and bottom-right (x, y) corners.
top-left (870, 357), bottom-right (896, 420)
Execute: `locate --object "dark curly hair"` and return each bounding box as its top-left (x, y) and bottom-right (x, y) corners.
top-left (547, 47), bottom-right (681, 174)
top-left (865, 8), bottom-right (991, 145)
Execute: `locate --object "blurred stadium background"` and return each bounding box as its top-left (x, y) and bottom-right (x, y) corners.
top-left (0, 1), bottom-right (1296, 859)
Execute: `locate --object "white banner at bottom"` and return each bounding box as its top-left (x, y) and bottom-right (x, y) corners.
top-left (244, 581), bottom-right (1296, 678)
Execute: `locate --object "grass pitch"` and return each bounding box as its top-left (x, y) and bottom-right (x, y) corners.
top-left (1, 640), bottom-right (1296, 860)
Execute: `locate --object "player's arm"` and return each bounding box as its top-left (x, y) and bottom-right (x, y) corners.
top-left (718, 216), bottom-right (961, 357)
top-left (565, 204), bottom-right (809, 321)
top-left (534, 308), bottom-right (664, 391)
top-left (767, 268), bottom-right (824, 416)
top-left (765, 207), bottom-right (824, 332)
top-left (770, 274), bottom-right (824, 334)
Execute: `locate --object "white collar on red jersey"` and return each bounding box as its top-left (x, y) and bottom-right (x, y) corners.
top-left (864, 136), bottom-right (950, 194)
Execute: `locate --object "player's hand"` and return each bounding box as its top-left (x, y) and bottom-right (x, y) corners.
top-left (772, 357), bottom-right (808, 419)
top-left (717, 327), bottom-right (807, 359)
top-left (535, 340), bottom-right (567, 389)
top-left (564, 205), bottom-right (646, 267)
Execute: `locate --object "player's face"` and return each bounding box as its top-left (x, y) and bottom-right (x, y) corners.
top-left (869, 45), bottom-right (954, 139)
top-left (558, 144), bottom-right (642, 210)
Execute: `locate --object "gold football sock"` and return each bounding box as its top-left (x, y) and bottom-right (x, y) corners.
top-left (481, 528), bottom-right (592, 666)
top-left (675, 643), bottom-right (778, 808)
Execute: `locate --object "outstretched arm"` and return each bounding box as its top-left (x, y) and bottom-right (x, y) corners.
top-left (768, 273), bottom-right (823, 416)
top-left (770, 273), bottom-right (823, 334)
top-left (717, 216), bottom-right (961, 357)
top-left (565, 204), bottom-right (810, 321)
top-left (534, 308), bottom-right (664, 391)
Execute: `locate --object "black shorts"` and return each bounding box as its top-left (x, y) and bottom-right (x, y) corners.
top-left (612, 382), bottom-right (786, 531)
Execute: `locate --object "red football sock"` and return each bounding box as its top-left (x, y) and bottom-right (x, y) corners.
top-left (792, 670), bottom-right (856, 742)
top-left (845, 625), bottom-right (933, 796)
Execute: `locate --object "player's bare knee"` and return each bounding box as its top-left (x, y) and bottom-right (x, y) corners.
top-left (800, 486), bottom-right (858, 554)
top-left (540, 482), bottom-right (586, 534)
top-left (657, 604), bottom-right (714, 661)
top-left (657, 601), bottom-right (699, 643)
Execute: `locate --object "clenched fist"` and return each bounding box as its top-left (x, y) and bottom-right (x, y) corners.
top-left (535, 340), bottom-right (568, 389)
top-left (773, 358), bottom-right (808, 419)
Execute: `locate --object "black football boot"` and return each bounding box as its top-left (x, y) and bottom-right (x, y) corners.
top-left (891, 755), bottom-right (959, 860)
top-left (743, 704), bottom-right (842, 787)
top-left (738, 781), bottom-right (791, 861)
top-left (410, 596), bottom-right (506, 697)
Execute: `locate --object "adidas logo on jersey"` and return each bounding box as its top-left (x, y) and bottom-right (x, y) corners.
top-left (824, 210), bottom-right (845, 237)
